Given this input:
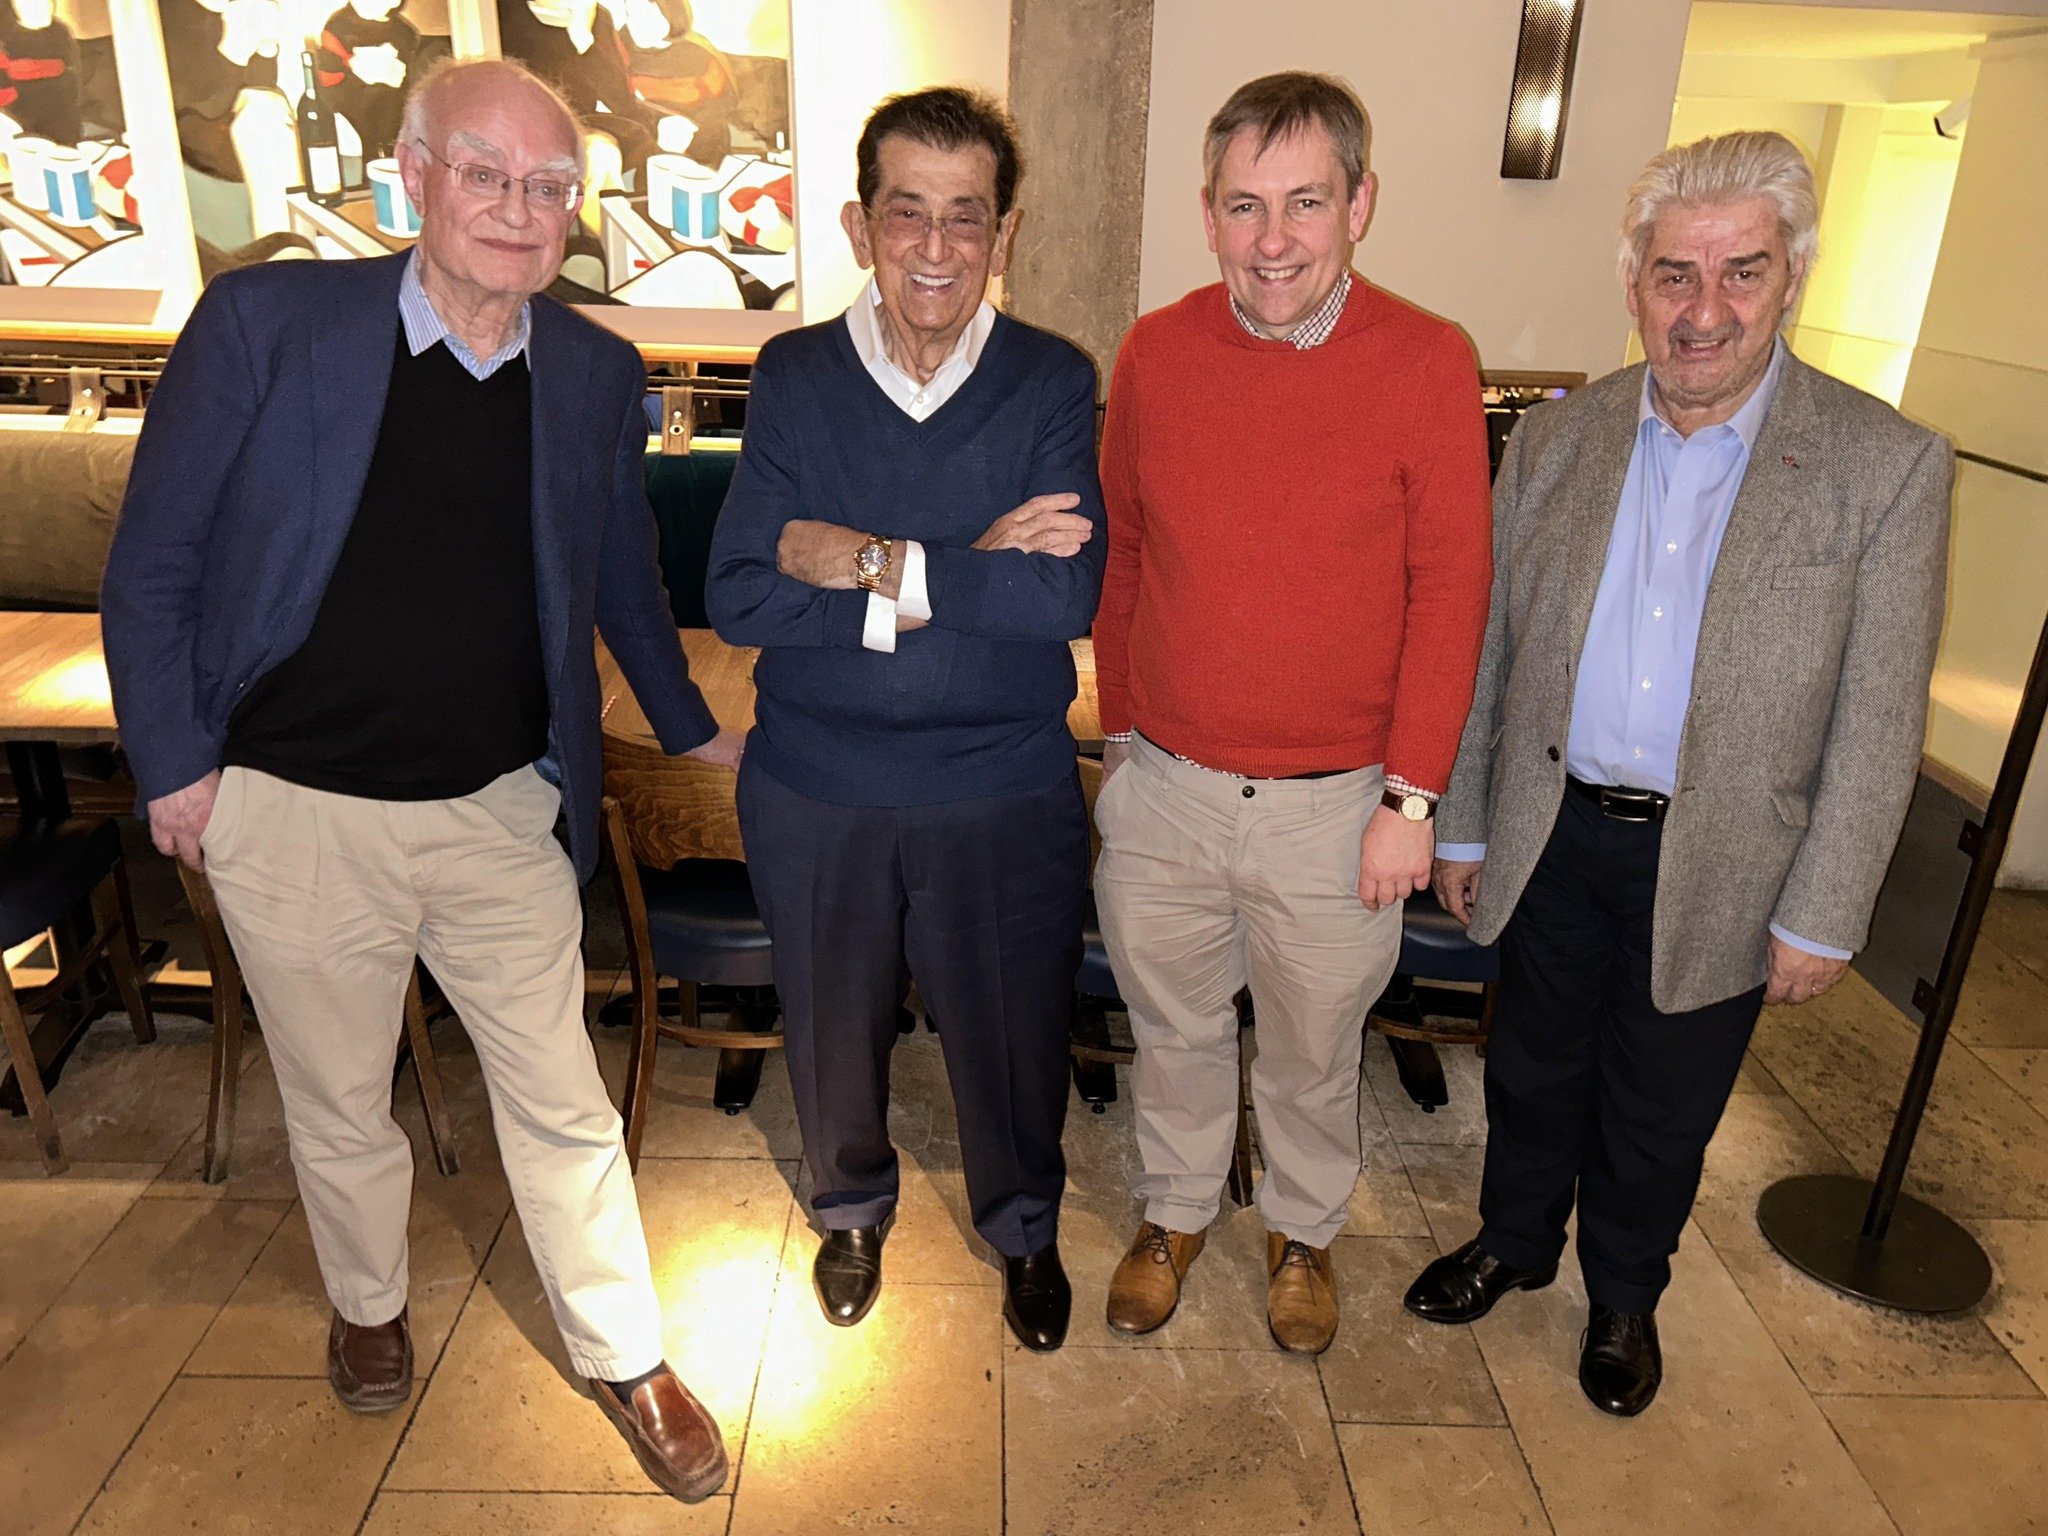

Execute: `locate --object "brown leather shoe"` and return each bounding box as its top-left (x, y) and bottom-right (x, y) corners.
top-left (593, 1364), bottom-right (729, 1503)
top-left (1266, 1233), bottom-right (1339, 1355)
top-left (1106, 1222), bottom-right (1206, 1335)
top-left (327, 1308), bottom-right (413, 1413)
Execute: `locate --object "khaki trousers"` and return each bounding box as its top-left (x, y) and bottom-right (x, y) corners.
top-left (1095, 735), bottom-right (1402, 1248)
top-left (201, 765), bottom-right (664, 1381)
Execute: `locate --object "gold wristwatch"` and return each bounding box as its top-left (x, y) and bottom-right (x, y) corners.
top-left (1383, 788), bottom-right (1435, 822)
top-left (852, 534), bottom-right (893, 592)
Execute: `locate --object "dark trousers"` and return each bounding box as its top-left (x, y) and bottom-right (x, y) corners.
top-left (737, 759), bottom-right (1087, 1258)
top-left (1477, 789), bottom-right (1764, 1313)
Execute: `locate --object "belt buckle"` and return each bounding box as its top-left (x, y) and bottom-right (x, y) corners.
top-left (1597, 786), bottom-right (1660, 823)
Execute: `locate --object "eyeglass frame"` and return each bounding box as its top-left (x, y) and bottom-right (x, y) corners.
top-left (410, 139), bottom-right (586, 216)
top-left (864, 198), bottom-right (1002, 249)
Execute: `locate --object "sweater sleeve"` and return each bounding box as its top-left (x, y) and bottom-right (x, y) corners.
top-left (703, 344), bottom-right (873, 650)
top-left (1384, 325), bottom-right (1495, 795)
top-left (1091, 330), bottom-right (1142, 737)
top-left (919, 353), bottom-right (1107, 644)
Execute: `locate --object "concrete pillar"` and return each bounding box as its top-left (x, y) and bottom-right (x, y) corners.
top-left (1005, 0), bottom-right (1155, 385)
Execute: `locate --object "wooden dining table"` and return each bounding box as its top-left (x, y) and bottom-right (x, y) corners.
top-left (598, 629), bottom-right (1104, 749)
top-left (0, 610), bottom-right (118, 823)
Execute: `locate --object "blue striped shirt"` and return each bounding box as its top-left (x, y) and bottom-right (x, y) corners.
top-left (398, 258), bottom-right (531, 380)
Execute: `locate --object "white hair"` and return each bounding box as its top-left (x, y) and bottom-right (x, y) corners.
top-left (397, 57), bottom-right (588, 176)
top-left (1618, 131), bottom-right (1818, 286)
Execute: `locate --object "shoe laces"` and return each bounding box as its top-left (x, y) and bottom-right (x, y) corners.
top-left (1133, 1223), bottom-right (1175, 1266)
top-left (1277, 1238), bottom-right (1320, 1274)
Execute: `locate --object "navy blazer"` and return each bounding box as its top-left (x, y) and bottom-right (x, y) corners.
top-left (100, 252), bottom-right (718, 882)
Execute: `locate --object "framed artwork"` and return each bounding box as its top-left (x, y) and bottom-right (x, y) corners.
top-left (0, 0), bottom-right (198, 325)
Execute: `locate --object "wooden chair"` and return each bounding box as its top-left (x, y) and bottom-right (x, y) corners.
top-left (602, 731), bottom-right (778, 1170)
top-left (1366, 889), bottom-right (1499, 1111)
top-left (1070, 757), bottom-right (1255, 1208)
top-left (177, 865), bottom-right (459, 1183)
top-left (0, 818), bottom-right (155, 1175)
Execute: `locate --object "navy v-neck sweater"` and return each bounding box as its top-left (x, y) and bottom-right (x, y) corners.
top-left (706, 311), bottom-right (1106, 807)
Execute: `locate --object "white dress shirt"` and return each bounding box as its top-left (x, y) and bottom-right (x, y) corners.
top-left (842, 279), bottom-right (998, 652)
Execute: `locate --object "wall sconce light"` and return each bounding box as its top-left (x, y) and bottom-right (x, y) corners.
top-left (1501, 0), bottom-right (1584, 181)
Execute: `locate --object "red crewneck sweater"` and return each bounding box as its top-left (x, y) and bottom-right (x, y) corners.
top-left (1093, 279), bottom-right (1493, 789)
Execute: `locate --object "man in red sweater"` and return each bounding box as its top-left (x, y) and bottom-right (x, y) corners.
top-left (1094, 72), bottom-right (1492, 1353)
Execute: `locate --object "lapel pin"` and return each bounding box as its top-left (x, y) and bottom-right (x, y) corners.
top-left (1783, 454), bottom-right (1800, 469)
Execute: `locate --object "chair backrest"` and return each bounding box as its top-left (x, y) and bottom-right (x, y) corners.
top-left (602, 731), bottom-right (748, 868)
top-left (642, 449), bottom-right (741, 629)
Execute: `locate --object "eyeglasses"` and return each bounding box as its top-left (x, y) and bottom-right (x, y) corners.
top-left (869, 203), bottom-right (995, 248)
top-left (413, 140), bottom-right (585, 215)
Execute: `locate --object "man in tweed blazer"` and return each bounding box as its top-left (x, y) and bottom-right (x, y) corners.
top-left (1403, 132), bottom-right (1952, 1417)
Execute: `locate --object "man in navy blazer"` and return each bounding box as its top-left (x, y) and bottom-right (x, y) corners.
top-left (100, 59), bottom-right (733, 1503)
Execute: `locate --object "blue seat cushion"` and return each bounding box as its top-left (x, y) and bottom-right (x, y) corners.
top-left (635, 857), bottom-right (775, 989)
top-left (1398, 886), bottom-right (1499, 985)
top-left (1076, 891), bottom-right (1122, 1004)
top-left (0, 817), bottom-right (121, 953)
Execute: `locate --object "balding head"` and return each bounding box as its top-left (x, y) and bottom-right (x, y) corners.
top-left (399, 58), bottom-right (585, 178)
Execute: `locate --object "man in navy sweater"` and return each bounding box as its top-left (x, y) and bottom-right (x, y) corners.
top-left (707, 87), bottom-right (1104, 1352)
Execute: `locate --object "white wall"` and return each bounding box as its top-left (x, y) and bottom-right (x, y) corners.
top-left (789, 0), bottom-right (1011, 323)
top-left (1137, 0), bottom-right (1695, 378)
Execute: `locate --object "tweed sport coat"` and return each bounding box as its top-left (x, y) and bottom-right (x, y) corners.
top-left (1437, 351), bottom-right (1954, 1013)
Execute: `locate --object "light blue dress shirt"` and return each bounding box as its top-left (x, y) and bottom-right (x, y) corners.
top-left (1440, 339), bottom-right (1846, 960)
top-left (398, 257), bottom-right (532, 380)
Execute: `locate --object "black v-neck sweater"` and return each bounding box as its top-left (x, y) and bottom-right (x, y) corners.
top-left (705, 311), bottom-right (1107, 807)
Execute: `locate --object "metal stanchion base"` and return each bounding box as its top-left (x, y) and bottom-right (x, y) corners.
top-left (1758, 1173), bottom-right (1992, 1314)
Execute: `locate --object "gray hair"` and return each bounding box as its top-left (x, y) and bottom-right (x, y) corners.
top-left (1619, 130), bottom-right (1818, 286)
top-left (397, 57), bottom-right (588, 176)
top-left (1203, 72), bottom-right (1369, 199)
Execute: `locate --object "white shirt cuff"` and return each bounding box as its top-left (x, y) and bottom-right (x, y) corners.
top-left (861, 591), bottom-right (897, 654)
top-left (897, 539), bottom-right (931, 621)
top-left (1770, 923), bottom-right (1853, 962)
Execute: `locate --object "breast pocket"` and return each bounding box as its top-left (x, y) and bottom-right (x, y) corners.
top-left (1770, 562), bottom-right (1855, 591)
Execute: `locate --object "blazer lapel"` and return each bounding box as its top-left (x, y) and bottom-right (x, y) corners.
top-left (526, 300), bottom-right (585, 690)
top-left (1559, 366), bottom-right (1645, 656)
top-left (308, 255), bottom-right (405, 551)
top-left (1695, 352), bottom-right (1821, 660)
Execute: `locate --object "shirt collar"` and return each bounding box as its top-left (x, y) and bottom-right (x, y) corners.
top-left (1638, 333), bottom-right (1786, 451)
top-left (1229, 270), bottom-right (1352, 350)
top-left (844, 277), bottom-right (995, 380)
top-left (399, 256), bottom-right (532, 382)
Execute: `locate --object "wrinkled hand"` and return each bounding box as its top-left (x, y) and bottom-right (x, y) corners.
top-left (1359, 806), bottom-right (1432, 912)
top-left (148, 770), bottom-right (221, 873)
top-left (686, 726), bottom-right (745, 771)
top-left (776, 521), bottom-right (868, 590)
top-left (973, 494), bottom-right (1090, 556)
top-left (1433, 858), bottom-right (1484, 925)
top-left (1765, 935), bottom-right (1849, 1007)
top-left (1100, 737), bottom-right (1132, 784)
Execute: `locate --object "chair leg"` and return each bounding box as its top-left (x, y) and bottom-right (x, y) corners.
top-left (0, 972), bottom-right (66, 1175)
top-left (405, 971), bottom-right (460, 1177)
top-left (181, 866), bottom-right (245, 1185)
top-left (621, 969), bottom-right (661, 1172)
top-left (711, 984), bottom-right (769, 1115)
top-left (1226, 1049), bottom-right (1255, 1209)
top-left (1476, 982), bottom-right (1497, 1059)
top-left (100, 864), bottom-right (156, 1044)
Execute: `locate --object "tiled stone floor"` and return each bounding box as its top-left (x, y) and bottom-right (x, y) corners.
top-left (7, 891), bottom-right (2048, 1535)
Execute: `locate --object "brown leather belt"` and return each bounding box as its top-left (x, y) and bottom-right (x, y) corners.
top-left (1566, 775), bottom-right (1670, 824)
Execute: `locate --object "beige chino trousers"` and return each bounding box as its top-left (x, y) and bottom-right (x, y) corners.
top-left (1095, 734), bottom-right (1402, 1249)
top-left (201, 764), bottom-right (664, 1381)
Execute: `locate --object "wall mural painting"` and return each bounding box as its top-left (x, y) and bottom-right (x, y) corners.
top-left (494, 0), bottom-right (795, 312)
top-left (0, 0), bottom-right (155, 290)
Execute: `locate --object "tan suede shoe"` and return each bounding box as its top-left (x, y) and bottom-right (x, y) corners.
top-left (1106, 1222), bottom-right (1207, 1335)
top-left (1266, 1232), bottom-right (1338, 1355)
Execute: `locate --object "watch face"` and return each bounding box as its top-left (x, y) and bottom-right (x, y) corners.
top-left (1401, 795), bottom-right (1429, 821)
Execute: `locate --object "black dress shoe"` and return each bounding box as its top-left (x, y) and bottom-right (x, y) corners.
top-left (1579, 1304), bottom-right (1661, 1417)
top-left (1403, 1237), bottom-right (1558, 1324)
top-left (813, 1220), bottom-right (890, 1327)
top-left (1003, 1244), bottom-right (1071, 1352)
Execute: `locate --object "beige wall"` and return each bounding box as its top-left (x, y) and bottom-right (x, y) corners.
top-left (790, 0), bottom-right (1012, 324)
top-left (1136, 0), bottom-right (1695, 378)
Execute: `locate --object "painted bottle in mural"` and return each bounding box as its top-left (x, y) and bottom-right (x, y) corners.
top-left (297, 50), bottom-right (346, 208)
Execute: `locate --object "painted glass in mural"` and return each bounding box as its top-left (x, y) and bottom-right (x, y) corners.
top-left (495, 0), bottom-right (794, 311)
top-left (0, 0), bottom-right (155, 290)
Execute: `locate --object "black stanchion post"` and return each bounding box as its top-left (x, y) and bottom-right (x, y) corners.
top-left (1756, 602), bottom-right (2048, 1312)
